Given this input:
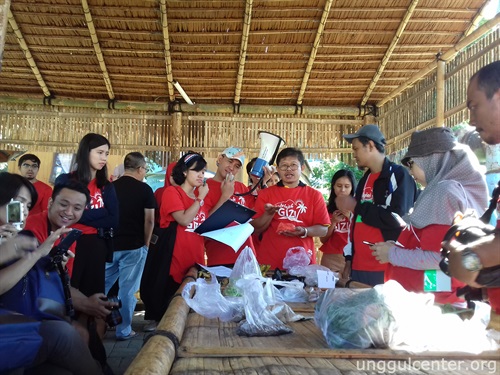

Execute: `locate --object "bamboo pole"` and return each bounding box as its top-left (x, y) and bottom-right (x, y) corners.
top-left (377, 12), bottom-right (500, 107)
top-left (159, 0), bottom-right (175, 101)
top-left (125, 267), bottom-right (198, 375)
top-left (0, 0), bottom-right (10, 62)
top-left (0, 96), bottom-right (360, 116)
top-left (7, 9), bottom-right (50, 97)
top-left (296, 0), bottom-right (333, 105)
top-left (435, 58), bottom-right (445, 127)
top-left (233, 0), bottom-right (253, 105)
top-left (360, 0), bottom-right (420, 106)
top-left (171, 112), bottom-right (182, 161)
top-left (81, 0), bottom-right (114, 100)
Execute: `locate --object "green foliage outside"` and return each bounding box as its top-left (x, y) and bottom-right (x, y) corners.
top-left (310, 160), bottom-right (364, 201)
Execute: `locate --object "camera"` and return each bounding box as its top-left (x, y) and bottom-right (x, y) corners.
top-left (440, 215), bottom-right (496, 276)
top-left (104, 296), bottom-right (122, 328)
top-left (6, 200), bottom-right (23, 230)
top-left (98, 227), bottom-right (114, 239)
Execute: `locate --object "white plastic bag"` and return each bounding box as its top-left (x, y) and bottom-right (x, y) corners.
top-left (182, 273), bottom-right (242, 322)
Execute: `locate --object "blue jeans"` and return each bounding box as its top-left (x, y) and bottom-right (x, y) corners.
top-left (105, 246), bottom-right (148, 338)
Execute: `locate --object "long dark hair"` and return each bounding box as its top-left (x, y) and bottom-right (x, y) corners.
top-left (0, 172), bottom-right (38, 209)
top-left (326, 169), bottom-right (355, 213)
top-left (72, 133), bottom-right (111, 188)
top-left (171, 152), bottom-right (207, 186)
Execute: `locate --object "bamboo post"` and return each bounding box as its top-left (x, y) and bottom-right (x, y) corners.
top-left (171, 111), bottom-right (182, 161)
top-left (0, 0), bottom-right (11, 62)
top-left (125, 266), bottom-right (198, 375)
top-left (436, 58), bottom-right (445, 127)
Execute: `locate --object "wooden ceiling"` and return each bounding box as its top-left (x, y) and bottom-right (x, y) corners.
top-left (0, 0), bottom-right (490, 109)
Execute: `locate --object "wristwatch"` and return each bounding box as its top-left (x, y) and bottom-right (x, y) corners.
top-left (461, 248), bottom-right (483, 272)
top-left (195, 197), bottom-right (204, 206)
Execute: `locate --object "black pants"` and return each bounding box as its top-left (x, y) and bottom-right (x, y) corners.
top-left (71, 234), bottom-right (108, 296)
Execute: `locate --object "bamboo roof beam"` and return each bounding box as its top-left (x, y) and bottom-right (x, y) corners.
top-left (462, 2), bottom-right (488, 38)
top-left (7, 9), bottom-right (51, 97)
top-left (360, 0), bottom-right (420, 107)
top-left (296, 0), bottom-right (333, 106)
top-left (0, 95), bottom-right (360, 116)
top-left (377, 12), bottom-right (500, 107)
top-left (159, 0), bottom-right (174, 100)
top-left (81, 0), bottom-right (114, 100)
top-left (234, 0), bottom-right (253, 105)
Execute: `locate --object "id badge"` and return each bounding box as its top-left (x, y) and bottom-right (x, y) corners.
top-left (424, 269), bottom-right (452, 292)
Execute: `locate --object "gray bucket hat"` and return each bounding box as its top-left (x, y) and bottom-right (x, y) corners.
top-left (343, 124), bottom-right (386, 146)
top-left (401, 127), bottom-right (459, 166)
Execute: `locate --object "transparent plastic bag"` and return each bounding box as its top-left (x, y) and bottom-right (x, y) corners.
top-left (225, 246), bottom-right (261, 296)
top-left (182, 273), bottom-right (242, 322)
top-left (282, 247), bottom-right (310, 271)
top-left (314, 288), bottom-right (394, 349)
top-left (235, 277), bottom-right (293, 337)
top-left (288, 264), bottom-right (332, 286)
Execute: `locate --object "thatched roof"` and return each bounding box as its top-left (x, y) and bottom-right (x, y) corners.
top-left (0, 0), bottom-right (491, 109)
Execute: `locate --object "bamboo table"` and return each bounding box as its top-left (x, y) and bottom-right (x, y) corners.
top-left (126, 268), bottom-right (500, 375)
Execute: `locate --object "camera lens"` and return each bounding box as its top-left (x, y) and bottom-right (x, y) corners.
top-left (105, 296), bottom-right (123, 328)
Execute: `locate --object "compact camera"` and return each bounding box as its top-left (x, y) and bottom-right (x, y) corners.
top-left (6, 200), bottom-right (23, 230)
top-left (104, 296), bottom-right (123, 328)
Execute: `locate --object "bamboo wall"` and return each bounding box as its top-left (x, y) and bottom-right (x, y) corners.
top-left (379, 28), bottom-right (500, 160)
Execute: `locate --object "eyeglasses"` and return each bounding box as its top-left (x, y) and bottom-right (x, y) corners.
top-left (138, 166), bottom-right (149, 173)
top-left (278, 164), bottom-right (300, 171)
top-left (21, 163), bottom-right (39, 169)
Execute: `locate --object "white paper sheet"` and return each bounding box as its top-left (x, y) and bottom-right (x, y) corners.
top-left (200, 221), bottom-right (254, 252)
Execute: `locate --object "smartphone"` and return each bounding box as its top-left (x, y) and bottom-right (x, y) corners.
top-left (58, 229), bottom-right (83, 251)
top-left (50, 228), bottom-right (83, 257)
top-left (362, 240), bottom-right (375, 246)
top-left (6, 200), bottom-right (23, 230)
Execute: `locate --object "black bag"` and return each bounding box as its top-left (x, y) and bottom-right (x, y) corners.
top-left (140, 222), bottom-right (178, 321)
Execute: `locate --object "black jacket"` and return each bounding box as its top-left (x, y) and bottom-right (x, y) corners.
top-left (349, 157), bottom-right (417, 260)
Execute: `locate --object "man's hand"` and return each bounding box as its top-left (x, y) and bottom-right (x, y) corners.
top-left (442, 240), bottom-right (482, 288)
top-left (83, 293), bottom-right (117, 319)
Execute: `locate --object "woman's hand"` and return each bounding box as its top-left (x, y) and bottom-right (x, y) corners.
top-left (33, 227), bottom-right (73, 259)
top-left (197, 181), bottom-right (209, 200)
top-left (331, 210), bottom-right (346, 225)
top-left (371, 242), bottom-right (393, 264)
top-left (0, 224), bottom-right (19, 243)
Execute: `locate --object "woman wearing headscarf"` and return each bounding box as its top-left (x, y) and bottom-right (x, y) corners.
top-left (370, 127), bottom-right (488, 304)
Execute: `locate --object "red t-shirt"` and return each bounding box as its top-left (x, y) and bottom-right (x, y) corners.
top-left (72, 179), bottom-right (101, 235)
top-left (25, 211), bottom-right (77, 276)
top-left (254, 184), bottom-right (330, 269)
top-left (319, 214), bottom-right (350, 255)
top-left (160, 186), bottom-right (209, 283)
top-left (353, 172), bottom-right (387, 272)
top-left (30, 180), bottom-right (53, 215)
top-left (487, 212), bottom-right (500, 313)
top-left (203, 179), bottom-right (256, 266)
top-left (386, 224), bottom-right (465, 304)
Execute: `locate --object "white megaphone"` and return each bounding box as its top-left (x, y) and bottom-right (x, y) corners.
top-left (250, 131), bottom-right (285, 178)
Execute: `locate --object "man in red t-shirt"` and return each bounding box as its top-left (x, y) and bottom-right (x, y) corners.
top-left (18, 153), bottom-right (53, 215)
top-left (204, 147), bottom-right (256, 266)
top-left (337, 125), bottom-right (416, 286)
top-left (252, 147), bottom-right (330, 270)
top-left (25, 181), bottom-right (117, 319)
top-left (443, 61), bottom-right (500, 313)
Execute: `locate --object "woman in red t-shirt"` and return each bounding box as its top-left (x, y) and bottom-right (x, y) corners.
top-left (319, 170), bottom-right (355, 274)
